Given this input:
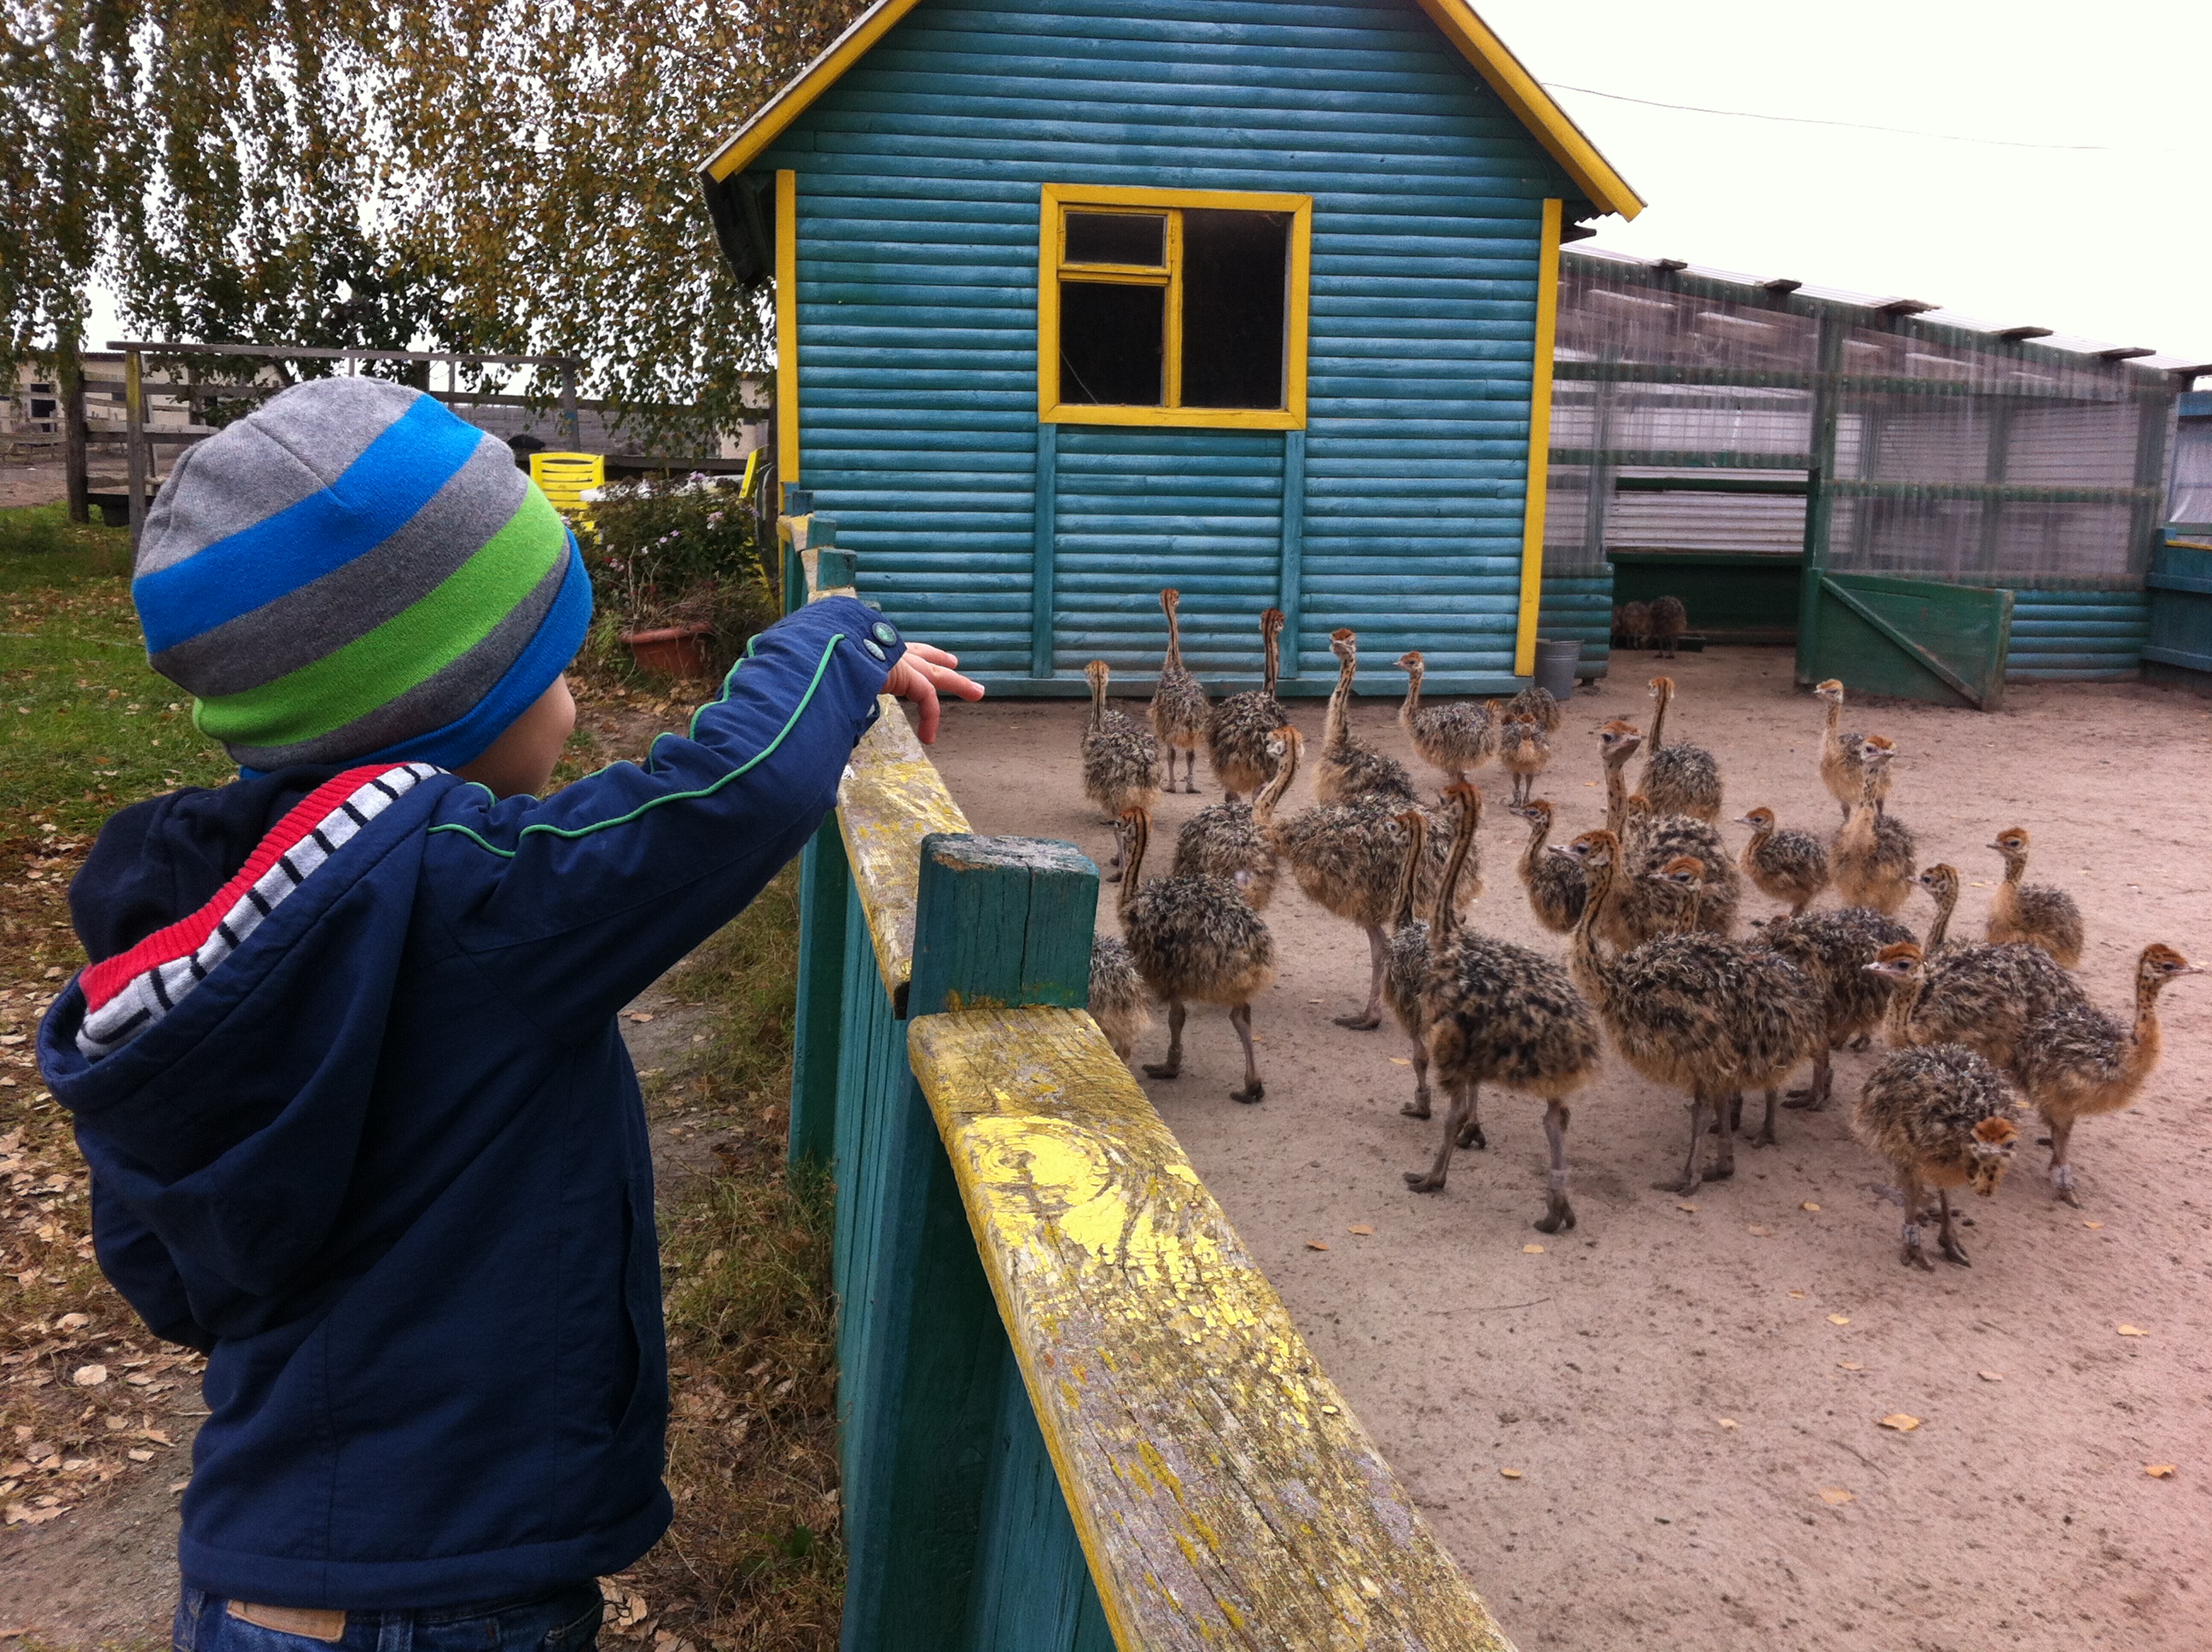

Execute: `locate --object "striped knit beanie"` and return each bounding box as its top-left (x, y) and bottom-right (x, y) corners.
top-left (131, 377), bottom-right (592, 773)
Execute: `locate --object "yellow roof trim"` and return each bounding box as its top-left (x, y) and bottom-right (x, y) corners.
top-left (702, 0), bottom-right (929, 183)
top-left (1406, 0), bottom-right (1643, 219)
top-left (701, 0), bottom-right (1644, 220)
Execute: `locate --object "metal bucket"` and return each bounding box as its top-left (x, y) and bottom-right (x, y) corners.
top-left (1533, 637), bottom-right (1581, 701)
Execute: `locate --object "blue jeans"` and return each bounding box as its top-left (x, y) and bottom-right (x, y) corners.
top-left (173, 1582), bottom-right (602, 1652)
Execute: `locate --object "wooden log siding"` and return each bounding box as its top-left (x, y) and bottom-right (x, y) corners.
top-left (910, 1005), bottom-right (1517, 1650)
top-left (757, 0), bottom-right (1576, 694)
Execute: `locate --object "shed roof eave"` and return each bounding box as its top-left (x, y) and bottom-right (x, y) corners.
top-left (696, 0), bottom-right (1644, 221)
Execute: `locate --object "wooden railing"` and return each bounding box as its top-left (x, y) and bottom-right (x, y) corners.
top-left (783, 505), bottom-right (1515, 1650)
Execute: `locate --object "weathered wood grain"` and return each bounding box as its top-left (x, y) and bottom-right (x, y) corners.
top-left (835, 699), bottom-right (971, 1009)
top-left (908, 1006), bottom-right (1519, 1652)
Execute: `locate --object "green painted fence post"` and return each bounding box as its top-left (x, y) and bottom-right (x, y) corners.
top-left (1794, 310), bottom-right (1846, 685)
top-left (789, 824), bottom-right (851, 1166)
top-left (840, 834), bottom-right (1100, 1652)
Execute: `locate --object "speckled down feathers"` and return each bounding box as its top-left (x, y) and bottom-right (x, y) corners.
top-left (1150, 668), bottom-right (1210, 753)
top-left (1401, 697), bottom-right (1493, 779)
top-left (1990, 881), bottom-right (2085, 969)
top-left (1741, 822), bottom-right (1831, 910)
top-left (1515, 811), bottom-right (1586, 934)
top-left (1087, 935), bottom-right (1153, 1061)
top-left (1576, 929), bottom-right (1820, 1093)
top-left (1621, 811), bottom-right (1738, 938)
top-left (1505, 683), bottom-right (1561, 733)
top-left (1422, 933), bottom-right (1600, 1098)
top-left (1122, 870), bottom-right (1275, 1008)
top-left (1896, 944), bottom-right (2088, 1067)
top-left (1834, 809), bottom-right (1918, 913)
top-left (1852, 1043), bottom-right (2017, 1170)
top-left (1642, 742), bottom-right (1721, 822)
top-left (1277, 797), bottom-right (1464, 929)
top-left (1175, 800), bottom-right (1279, 909)
top-left (1206, 689), bottom-right (1286, 795)
top-left (1081, 712), bottom-right (1161, 817)
top-left (1761, 907), bottom-right (1914, 1045)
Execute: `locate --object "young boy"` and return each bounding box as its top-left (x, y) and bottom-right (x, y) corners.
top-left (35, 378), bottom-right (980, 1647)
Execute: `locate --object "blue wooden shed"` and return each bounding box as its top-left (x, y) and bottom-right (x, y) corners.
top-left (700, 0), bottom-right (1642, 692)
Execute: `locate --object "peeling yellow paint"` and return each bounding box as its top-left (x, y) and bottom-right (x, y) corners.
top-left (906, 1007), bottom-right (1523, 1652)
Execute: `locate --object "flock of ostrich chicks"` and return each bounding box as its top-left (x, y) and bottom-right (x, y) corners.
top-left (1078, 590), bottom-right (2199, 1271)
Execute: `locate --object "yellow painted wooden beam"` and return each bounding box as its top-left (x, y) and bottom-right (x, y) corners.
top-left (836, 701), bottom-right (970, 1002)
top-left (701, 0), bottom-right (1641, 220)
top-left (1514, 197), bottom-right (1562, 679)
top-left (908, 1006), bottom-right (1521, 1652)
top-left (775, 169), bottom-right (799, 492)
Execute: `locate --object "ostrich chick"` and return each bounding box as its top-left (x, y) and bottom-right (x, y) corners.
top-left (1315, 629), bottom-right (1416, 803)
top-left (1205, 607), bottom-right (1287, 802)
top-left (1511, 799), bottom-right (1586, 934)
top-left (1148, 588), bottom-right (1210, 794)
top-left (1831, 738), bottom-right (1915, 913)
top-left (1645, 594), bottom-right (1688, 658)
top-left (1986, 826), bottom-right (2085, 969)
top-left (1496, 713), bottom-right (1551, 807)
top-left (1615, 600), bottom-right (1650, 651)
top-left (1395, 649), bottom-right (1492, 783)
top-left (1506, 682), bottom-right (1563, 733)
top-left (1762, 905), bottom-right (1914, 1111)
top-left (1382, 808), bottom-right (1437, 1119)
top-left (1174, 726), bottom-right (1301, 909)
top-left (1568, 830), bottom-right (1819, 1191)
top-left (1087, 935), bottom-right (1152, 1066)
top-left (1412, 787), bottom-right (1603, 1231)
top-left (1641, 675), bottom-right (1722, 822)
top-left (1116, 808), bottom-right (1274, 1102)
top-left (2010, 944), bottom-right (2203, 1206)
top-left (1737, 806), bottom-right (1831, 916)
top-left (1813, 678), bottom-right (1888, 820)
top-left (1851, 1044), bottom-right (2019, 1271)
top-left (1081, 659), bottom-right (1160, 880)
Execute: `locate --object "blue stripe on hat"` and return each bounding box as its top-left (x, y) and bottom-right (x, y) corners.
top-left (136, 395), bottom-right (485, 654)
top-left (236, 535), bottom-right (596, 778)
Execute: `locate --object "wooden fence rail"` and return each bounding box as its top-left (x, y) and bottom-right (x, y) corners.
top-left (783, 503), bottom-right (1516, 1650)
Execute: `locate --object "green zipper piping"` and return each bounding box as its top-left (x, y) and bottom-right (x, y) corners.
top-left (428, 633), bottom-right (846, 861)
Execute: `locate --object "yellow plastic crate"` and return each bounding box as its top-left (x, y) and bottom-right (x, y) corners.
top-left (529, 451), bottom-right (605, 526)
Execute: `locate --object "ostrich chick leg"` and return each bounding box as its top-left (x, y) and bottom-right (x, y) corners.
top-left (1751, 1086), bottom-right (1781, 1149)
top-left (1401, 1036), bottom-right (1434, 1119)
top-left (1708, 1087), bottom-right (1738, 1181)
top-left (1455, 1087), bottom-right (1487, 1150)
top-left (1143, 1000), bottom-right (1187, 1081)
top-left (1785, 1047), bottom-right (1834, 1110)
top-left (1406, 1080), bottom-right (1477, 1192)
top-left (1656, 1092), bottom-right (1709, 1194)
top-left (1334, 926), bottom-right (1390, 1030)
top-left (1534, 1100), bottom-right (1576, 1234)
top-left (1898, 1165), bottom-right (1931, 1271)
top-left (1936, 1187), bottom-right (1970, 1266)
top-left (2048, 1115), bottom-right (2080, 1207)
top-left (1184, 752), bottom-right (1200, 794)
top-left (1227, 1002), bottom-right (1265, 1103)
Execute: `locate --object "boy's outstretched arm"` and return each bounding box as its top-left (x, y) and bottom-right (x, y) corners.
top-left (425, 595), bottom-right (978, 1034)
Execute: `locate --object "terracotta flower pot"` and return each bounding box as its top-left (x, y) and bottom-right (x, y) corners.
top-left (622, 622), bottom-right (717, 680)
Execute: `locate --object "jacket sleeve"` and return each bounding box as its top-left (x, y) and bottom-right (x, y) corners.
top-left (422, 595), bottom-right (902, 1035)
top-left (89, 1172), bottom-right (215, 1352)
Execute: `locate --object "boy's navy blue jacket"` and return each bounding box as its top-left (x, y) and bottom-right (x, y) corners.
top-left (37, 596), bottom-right (899, 1609)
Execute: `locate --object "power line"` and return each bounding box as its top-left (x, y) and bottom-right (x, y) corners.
top-left (1542, 82), bottom-right (2127, 152)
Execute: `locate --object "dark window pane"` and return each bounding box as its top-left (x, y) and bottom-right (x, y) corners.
top-left (1060, 281), bottom-right (1165, 405)
top-left (1066, 212), bottom-right (1165, 267)
top-left (1180, 209), bottom-right (1289, 409)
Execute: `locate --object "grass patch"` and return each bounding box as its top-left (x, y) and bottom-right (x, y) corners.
top-left (0, 508), bottom-right (841, 1645)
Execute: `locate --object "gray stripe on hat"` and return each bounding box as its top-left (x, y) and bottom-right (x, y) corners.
top-left (221, 550), bottom-right (570, 770)
top-left (148, 434), bottom-right (527, 696)
top-left (137, 379), bottom-right (423, 577)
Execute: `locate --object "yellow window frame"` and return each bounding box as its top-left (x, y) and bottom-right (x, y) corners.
top-left (1038, 183), bottom-right (1311, 432)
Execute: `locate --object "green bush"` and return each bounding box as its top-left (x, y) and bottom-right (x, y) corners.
top-left (582, 476), bottom-right (778, 660)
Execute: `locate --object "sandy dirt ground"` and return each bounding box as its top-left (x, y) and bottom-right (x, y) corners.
top-left (927, 647), bottom-right (2212, 1652)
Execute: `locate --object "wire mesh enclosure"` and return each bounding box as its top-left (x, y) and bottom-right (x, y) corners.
top-left (1549, 250), bottom-right (2192, 593)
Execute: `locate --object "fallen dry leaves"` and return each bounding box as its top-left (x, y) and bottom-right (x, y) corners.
top-left (1305, 1240), bottom-right (1329, 1251)
top-left (2117, 1324), bottom-right (2148, 1337)
top-left (1819, 1487), bottom-right (1854, 1505)
top-left (2145, 1464), bottom-right (2175, 1479)
top-left (1499, 1468), bottom-right (1522, 1480)
top-left (1801, 1201), bottom-right (1821, 1213)
top-left (1347, 1224), bottom-right (1374, 1236)
top-left (1522, 1243), bottom-right (1545, 1254)
top-left (1880, 1414), bottom-right (1922, 1432)
top-left (1828, 1314), bottom-right (1852, 1327)
top-left (1979, 1370), bottom-right (2004, 1382)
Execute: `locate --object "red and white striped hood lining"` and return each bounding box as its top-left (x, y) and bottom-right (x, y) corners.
top-left (75, 764), bottom-right (439, 1060)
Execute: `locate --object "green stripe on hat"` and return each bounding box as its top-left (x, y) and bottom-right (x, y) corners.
top-left (195, 486), bottom-right (568, 751)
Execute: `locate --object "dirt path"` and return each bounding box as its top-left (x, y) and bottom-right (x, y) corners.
top-left (926, 648), bottom-right (2212, 1652)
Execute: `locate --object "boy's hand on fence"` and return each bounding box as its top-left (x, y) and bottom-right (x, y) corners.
top-left (885, 641), bottom-right (985, 744)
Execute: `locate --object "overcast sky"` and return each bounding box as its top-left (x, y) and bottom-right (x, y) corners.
top-left (1484, 0), bottom-right (2210, 366)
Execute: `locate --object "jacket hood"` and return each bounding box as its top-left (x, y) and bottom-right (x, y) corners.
top-left (40, 765), bottom-right (460, 1320)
